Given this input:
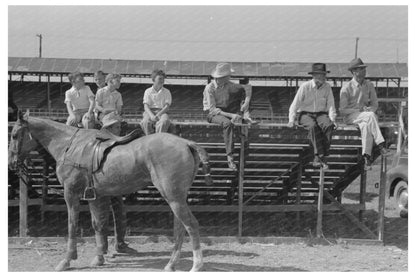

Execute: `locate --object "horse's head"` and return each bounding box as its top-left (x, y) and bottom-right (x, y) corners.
top-left (8, 110), bottom-right (39, 170)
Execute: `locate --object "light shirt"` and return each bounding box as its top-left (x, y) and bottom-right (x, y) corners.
top-left (96, 86), bottom-right (123, 112)
top-left (203, 80), bottom-right (244, 116)
top-left (64, 85), bottom-right (94, 111)
top-left (339, 78), bottom-right (378, 116)
top-left (143, 86), bottom-right (172, 109)
top-left (288, 79), bottom-right (336, 122)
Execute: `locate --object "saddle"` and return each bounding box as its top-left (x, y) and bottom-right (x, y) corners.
top-left (93, 128), bottom-right (141, 170)
top-left (96, 128), bottom-right (141, 144)
top-left (60, 128), bottom-right (141, 200)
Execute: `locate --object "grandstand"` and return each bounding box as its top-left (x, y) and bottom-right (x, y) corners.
top-left (8, 57), bottom-right (407, 238)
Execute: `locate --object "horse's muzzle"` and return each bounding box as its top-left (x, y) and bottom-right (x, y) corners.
top-left (8, 156), bottom-right (18, 171)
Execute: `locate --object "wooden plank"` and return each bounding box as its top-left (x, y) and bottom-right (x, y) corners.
top-left (41, 203), bottom-right (365, 213)
top-left (238, 127), bottom-right (247, 237)
top-left (359, 161), bottom-right (367, 222)
top-left (296, 162), bottom-right (303, 222)
top-left (316, 168), bottom-right (325, 238)
top-left (323, 191), bottom-right (377, 239)
top-left (9, 198), bottom-right (42, 207)
top-left (19, 167), bottom-right (28, 237)
top-left (378, 155), bottom-right (387, 241)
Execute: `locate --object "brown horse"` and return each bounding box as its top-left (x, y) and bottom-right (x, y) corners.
top-left (8, 111), bottom-right (212, 271)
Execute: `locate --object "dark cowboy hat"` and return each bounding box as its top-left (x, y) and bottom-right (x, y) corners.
top-left (348, 58), bottom-right (367, 71)
top-left (308, 63), bottom-right (330, 74)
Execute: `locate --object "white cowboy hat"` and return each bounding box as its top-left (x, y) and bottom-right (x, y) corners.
top-left (211, 63), bottom-right (235, 78)
top-left (101, 112), bottom-right (121, 129)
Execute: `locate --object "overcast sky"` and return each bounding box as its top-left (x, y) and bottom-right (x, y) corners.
top-left (8, 5), bottom-right (408, 63)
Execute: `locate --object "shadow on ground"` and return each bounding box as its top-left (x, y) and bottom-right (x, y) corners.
top-left (69, 250), bottom-right (305, 272)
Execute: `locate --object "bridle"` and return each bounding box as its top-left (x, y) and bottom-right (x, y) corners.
top-left (10, 122), bottom-right (34, 166)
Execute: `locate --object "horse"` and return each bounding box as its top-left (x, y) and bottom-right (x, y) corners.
top-left (8, 111), bottom-right (212, 272)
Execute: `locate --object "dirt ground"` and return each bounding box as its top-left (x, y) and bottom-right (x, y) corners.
top-left (8, 157), bottom-right (408, 271)
top-left (8, 238), bottom-right (407, 272)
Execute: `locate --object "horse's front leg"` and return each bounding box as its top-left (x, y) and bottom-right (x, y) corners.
top-left (89, 195), bottom-right (110, 267)
top-left (55, 189), bottom-right (80, 271)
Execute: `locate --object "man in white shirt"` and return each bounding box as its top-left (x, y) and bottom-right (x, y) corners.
top-left (64, 72), bottom-right (95, 128)
top-left (141, 69), bottom-right (172, 135)
top-left (288, 63), bottom-right (337, 169)
top-left (340, 58), bottom-right (390, 170)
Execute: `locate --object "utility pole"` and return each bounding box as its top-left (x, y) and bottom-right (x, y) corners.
top-left (36, 34), bottom-right (42, 58)
top-left (396, 47), bottom-right (399, 63)
top-left (354, 37), bottom-right (359, 59)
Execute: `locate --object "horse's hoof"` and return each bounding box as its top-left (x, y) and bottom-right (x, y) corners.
top-left (55, 259), bottom-right (70, 271)
top-left (190, 262), bottom-right (203, 272)
top-left (90, 255), bottom-right (105, 267)
top-left (164, 264), bottom-right (175, 272)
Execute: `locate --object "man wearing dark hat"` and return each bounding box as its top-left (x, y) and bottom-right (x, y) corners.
top-left (203, 63), bottom-right (245, 170)
top-left (287, 63), bottom-right (337, 169)
top-left (340, 58), bottom-right (389, 170)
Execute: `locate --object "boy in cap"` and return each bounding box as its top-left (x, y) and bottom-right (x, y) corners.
top-left (95, 73), bottom-right (123, 122)
top-left (288, 63), bottom-right (337, 169)
top-left (340, 58), bottom-right (390, 170)
top-left (203, 63), bottom-right (245, 170)
top-left (100, 112), bottom-right (135, 254)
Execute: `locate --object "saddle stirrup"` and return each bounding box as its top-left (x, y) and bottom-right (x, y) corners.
top-left (81, 186), bottom-right (96, 201)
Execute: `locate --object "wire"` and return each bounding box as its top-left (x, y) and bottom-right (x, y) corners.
top-left (10, 34), bottom-right (408, 44)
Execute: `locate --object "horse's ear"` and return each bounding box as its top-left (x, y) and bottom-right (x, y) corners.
top-left (23, 109), bottom-right (30, 121)
top-left (17, 110), bottom-right (23, 121)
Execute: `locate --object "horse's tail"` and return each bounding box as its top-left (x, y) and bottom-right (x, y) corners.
top-left (187, 142), bottom-right (213, 186)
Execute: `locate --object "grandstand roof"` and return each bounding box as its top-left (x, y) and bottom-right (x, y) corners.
top-left (8, 57), bottom-right (407, 79)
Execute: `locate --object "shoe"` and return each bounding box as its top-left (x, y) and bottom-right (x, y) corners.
top-left (227, 156), bottom-right (237, 171)
top-left (319, 156), bottom-right (329, 170)
top-left (363, 154), bottom-right (372, 171)
top-left (312, 155), bottom-right (328, 170)
top-left (312, 155), bottom-right (321, 167)
top-left (244, 117), bottom-right (258, 125)
top-left (115, 241), bottom-right (137, 254)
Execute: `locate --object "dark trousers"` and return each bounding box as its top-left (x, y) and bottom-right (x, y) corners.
top-left (104, 196), bottom-right (126, 252)
top-left (206, 88), bottom-right (244, 156)
top-left (110, 196), bottom-right (126, 243)
top-left (299, 112), bottom-right (334, 156)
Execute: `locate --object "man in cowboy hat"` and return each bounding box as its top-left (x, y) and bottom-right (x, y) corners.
top-left (287, 63), bottom-right (337, 169)
top-left (203, 62), bottom-right (246, 170)
top-left (100, 112), bottom-right (135, 253)
top-left (340, 58), bottom-right (390, 170)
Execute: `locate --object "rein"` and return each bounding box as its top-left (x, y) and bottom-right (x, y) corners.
top-left (57, 128), bottom-right (81, 166)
